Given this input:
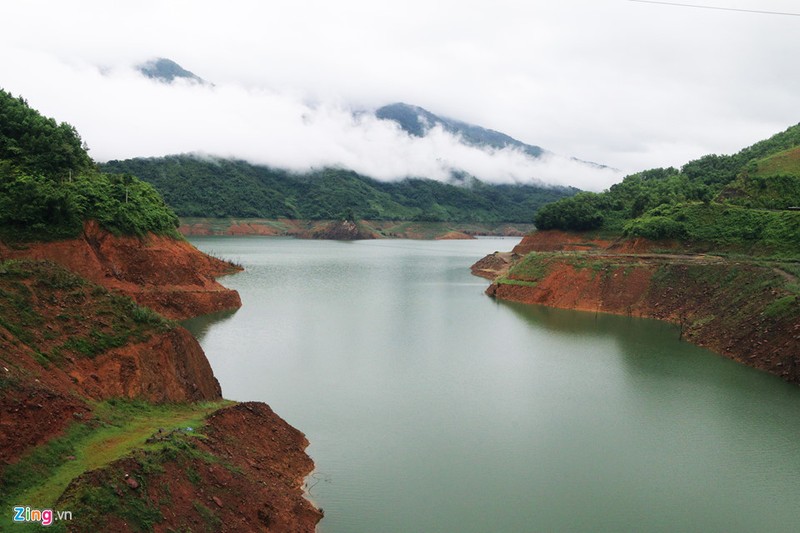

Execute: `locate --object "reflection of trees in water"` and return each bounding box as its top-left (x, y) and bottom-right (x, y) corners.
top-left (496, 299), bottom-right (730, 386)
top-left (181, 309), bottom-right (239, 342)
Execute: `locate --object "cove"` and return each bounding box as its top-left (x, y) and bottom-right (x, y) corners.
top-left (184, 236), bottom-right (800, 533)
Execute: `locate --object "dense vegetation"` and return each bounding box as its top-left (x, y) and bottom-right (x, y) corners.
top-left (0, 89), bottom-right (180, 240)
top-left (534, 123), bottom-right (800, 255)
top-left (101, 156), bottom-right (578, 223)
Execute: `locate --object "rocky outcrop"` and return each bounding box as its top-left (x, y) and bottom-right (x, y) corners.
top-left (300, 219), bottom-right (378, 240)
top-left (470, 251), bottom-right (519, 279)
top-left (435, 231), bottom-right (474, 240)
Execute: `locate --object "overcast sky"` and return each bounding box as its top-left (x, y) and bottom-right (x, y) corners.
top-left (1, 0), bottom-right (798, 190)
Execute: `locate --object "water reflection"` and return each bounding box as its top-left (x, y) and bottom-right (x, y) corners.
top-left (182, 308), bottom-right (239, 342)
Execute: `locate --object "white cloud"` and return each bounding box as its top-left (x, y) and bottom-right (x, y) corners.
top-left (1, 0), bottom-right (798, 191)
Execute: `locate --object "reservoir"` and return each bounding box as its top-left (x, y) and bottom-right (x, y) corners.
top-left (185, 236), bottom-right (800, 532)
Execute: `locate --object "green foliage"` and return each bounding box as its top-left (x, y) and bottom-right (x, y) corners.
top-left (623, 215), bottom-right (687, 240)
top-left (530, 122), bottom-right (800, 255)
top-left (53, 406), bottom-right (228, 532)
top-left (506, 252), bottom-right (559, 282)
top-left (61, 468), bottom-right (164, 532)
top-left (534, 192), bottom-right (604, 230)
top-left (0, 88), bottom-right (93, 179)
top-left (0, 422), bottom-right (96, 503)
top-left (0, 89), bottom-right (180, 241)
top-left (193, 500), bottom-right (223, 531)
top-left (682, 123), bottom-right (800, 188)
top-left (0, 172), bottom-right (180, 241)
top-left (101, 155), bottom-right (578, 223)
top-left (636, 202), bottom-right (800, 255)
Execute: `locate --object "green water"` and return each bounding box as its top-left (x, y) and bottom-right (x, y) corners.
top-left (184, 237), bottom-right (800, 533)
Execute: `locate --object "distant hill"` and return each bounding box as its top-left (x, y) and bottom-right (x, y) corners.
top-left (100, 155), bottom-right (578, 223)
top-left (137, 58), bottom-right (208, 85)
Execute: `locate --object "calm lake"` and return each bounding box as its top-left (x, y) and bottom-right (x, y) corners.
top-left (185, 236), bottom-right (800, 533)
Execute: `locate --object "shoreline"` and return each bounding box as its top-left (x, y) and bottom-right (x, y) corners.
top-left (474, 231), bottom-right (800, 385)
top-left (178, 217), bottom-right (534, 240)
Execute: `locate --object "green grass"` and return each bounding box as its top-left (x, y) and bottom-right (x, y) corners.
top-left (0, 399), bottom-right (233, 513)
top-left (505, 252), bottom-right (559, 282)
top-left (764, 295), bottom-right (798, 318)
top-left (752, 145), bottom-right (800, 177)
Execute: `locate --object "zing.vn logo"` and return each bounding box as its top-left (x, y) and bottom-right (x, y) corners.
top-left (12, 506), bottom-right (72, 527)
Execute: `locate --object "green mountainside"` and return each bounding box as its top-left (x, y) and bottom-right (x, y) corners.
top-left (101, 156), bottom-right (578, 223)
top-left (0, 89), bottom-right (180, 241)
top-left (533, 123), bottom-right (800, 256)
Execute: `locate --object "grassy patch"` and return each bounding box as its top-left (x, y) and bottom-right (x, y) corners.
top-left (764, 295), bottom-right (797, 318)
top-left (0, 399), bottom-right (232, 512)
top-left (58, 427), bottom-right (231, 533)
top-left (506, 252), bottom-right (558, 282)
top-left (496, 276), bottom-right (539, 288)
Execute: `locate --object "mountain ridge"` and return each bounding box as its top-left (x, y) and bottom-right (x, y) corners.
top-left (100, 155), bottom-right (579, 223)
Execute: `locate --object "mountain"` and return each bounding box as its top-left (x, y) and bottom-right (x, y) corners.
top-left (376, 102), bottom-right (545, 159)
top-left (137, 57), bottom-right (208, 85)
top-left (100, 155), bottom-right (578, 222)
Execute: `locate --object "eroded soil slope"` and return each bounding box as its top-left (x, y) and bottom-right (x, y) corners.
top-left (0, 221), bottom-right (241, 320)
top-left (57, 403), bottom-right (322, 532)
top-left (0, 260), bottom-right (220, 464)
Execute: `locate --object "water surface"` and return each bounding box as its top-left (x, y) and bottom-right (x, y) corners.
top-left (185, 237), bottom-right (800, 533)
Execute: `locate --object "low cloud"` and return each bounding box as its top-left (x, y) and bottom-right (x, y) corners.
top-left (1, 0), bottom-right (798, 194)
top-left (0, 50), bottom-right (621, 191)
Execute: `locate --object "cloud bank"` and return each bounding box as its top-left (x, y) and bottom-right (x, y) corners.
top-left (0, 50), bottom-right (620, 189)
top-left (1, 0), bottom-right (798, 191)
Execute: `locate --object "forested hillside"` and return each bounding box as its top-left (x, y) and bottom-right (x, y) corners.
top-left (0, 89), bottom-right (179, 240)
top-left (101, 156), bottom-right (578, 223)
top-left (533, 123), bottom-right (800, 255)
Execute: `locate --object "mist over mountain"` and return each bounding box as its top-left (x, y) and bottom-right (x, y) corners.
top-left (127, 59), bottom-right (623, 190)
top-left (137, 58), bottom-right (208, 85)
top-left (376, 103), bottom-right (546, 159)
